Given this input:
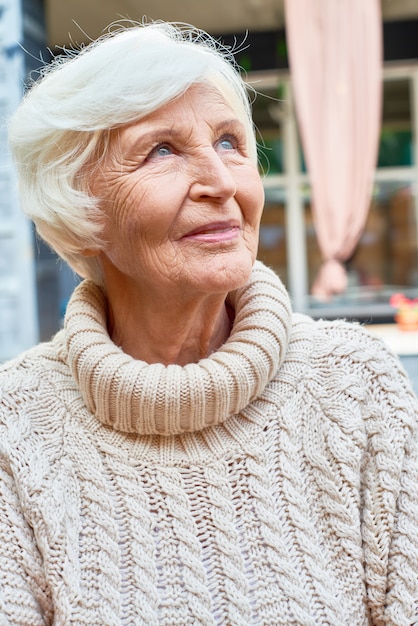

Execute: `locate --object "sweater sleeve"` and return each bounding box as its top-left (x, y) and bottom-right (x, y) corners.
top-left (0, 447), bottom-right (52, 625)
top-left (357, 333), bottom-right (418, 625)
top-left (385, 420), bottom-right (418, 625)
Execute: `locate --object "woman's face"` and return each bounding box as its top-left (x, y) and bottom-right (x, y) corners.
top-left (94, 83), bottom-right (265, 300)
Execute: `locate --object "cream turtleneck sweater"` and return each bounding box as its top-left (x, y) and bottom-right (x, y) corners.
top-left (0, 261), bottom-right (417, 625)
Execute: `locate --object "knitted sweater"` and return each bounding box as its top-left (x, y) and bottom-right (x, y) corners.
top-left (1, 262), bottom-right (417, 626)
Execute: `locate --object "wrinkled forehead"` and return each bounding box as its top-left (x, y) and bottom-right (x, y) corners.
top-left (105, 81), bottom-right (253, 157)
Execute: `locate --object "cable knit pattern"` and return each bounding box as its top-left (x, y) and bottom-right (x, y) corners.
top-left (0, 261), bottom-right (418, 625)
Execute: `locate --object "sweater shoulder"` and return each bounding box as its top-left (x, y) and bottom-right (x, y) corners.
top-left (0, 330), bottom-right (66, 377)
top-left (291, 312), bottom-right (404, 369)
top-left (265, 311), bottom-right (414, 399)
top-left (289, 312), bottom-right (417, 416)
top-left (0, 331), bottom-right (69, 430)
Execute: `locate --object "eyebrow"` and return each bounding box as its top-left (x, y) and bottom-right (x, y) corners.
top-left (120, 127), bottom-right (178, 159)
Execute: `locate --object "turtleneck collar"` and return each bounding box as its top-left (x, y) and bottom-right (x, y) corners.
top-left (64, 261), bottom-right (292, 436)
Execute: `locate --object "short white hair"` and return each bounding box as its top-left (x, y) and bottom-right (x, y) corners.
top-left (8, 21), bottom-right (257, 283)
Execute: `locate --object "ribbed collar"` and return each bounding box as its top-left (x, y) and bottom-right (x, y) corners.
top-left (64, 261), bottom-right (292, 436)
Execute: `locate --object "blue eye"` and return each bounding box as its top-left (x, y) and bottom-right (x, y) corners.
top-left (148, 143), bottom-right (173, 159)
top-left (217, 134), bottom-right (238, 152)
top-left (155, 144), bottom-right (172, 157)
top-left (219, 138), bottom-right (235, 151)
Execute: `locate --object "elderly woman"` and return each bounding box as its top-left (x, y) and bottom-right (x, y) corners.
top-left (1, 21), bottom-right (417, 625)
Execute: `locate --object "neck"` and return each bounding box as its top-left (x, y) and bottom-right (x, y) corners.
top-left (105, 285), bottom-right (233, 366)
top-left (63, 261), bottom-right (292, 435)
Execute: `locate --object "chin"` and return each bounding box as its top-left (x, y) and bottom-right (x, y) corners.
top-left (198, 254), bottom-right (255, 295)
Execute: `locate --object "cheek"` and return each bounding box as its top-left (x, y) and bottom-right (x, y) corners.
top-left (103, 178), bottom-right (151, 237)
top-left (238, 168), bottom-right (265, 225)
top-left (111, 187), bottom-right (180, 252)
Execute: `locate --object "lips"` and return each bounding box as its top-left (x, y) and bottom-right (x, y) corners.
top-left (182, 221), bottom-right (240, 239)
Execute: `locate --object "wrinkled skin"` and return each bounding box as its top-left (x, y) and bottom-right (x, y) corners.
top-left (91, 84), bottom-right (265, 364)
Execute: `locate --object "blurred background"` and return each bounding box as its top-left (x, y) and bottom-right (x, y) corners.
top-left (1, 0), bottom-right (418, 384)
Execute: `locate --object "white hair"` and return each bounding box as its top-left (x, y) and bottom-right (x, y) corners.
top-left (8, 21), bottom-right (257, 283)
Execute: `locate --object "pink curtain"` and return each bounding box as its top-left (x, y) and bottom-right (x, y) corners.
top-left (284, 0), bottom-right (382, 300)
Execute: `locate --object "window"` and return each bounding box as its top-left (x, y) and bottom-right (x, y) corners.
top-left (251, 68), bottom-right (418, 319)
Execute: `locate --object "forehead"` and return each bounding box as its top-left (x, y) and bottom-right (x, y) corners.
top-left (151, 84), bottom-right (234, 121)
top-left (116, 83), bottom-right (242, 144)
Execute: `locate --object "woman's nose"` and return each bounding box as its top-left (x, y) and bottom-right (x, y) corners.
top-left (189, 149), bottom-right (237, 201)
